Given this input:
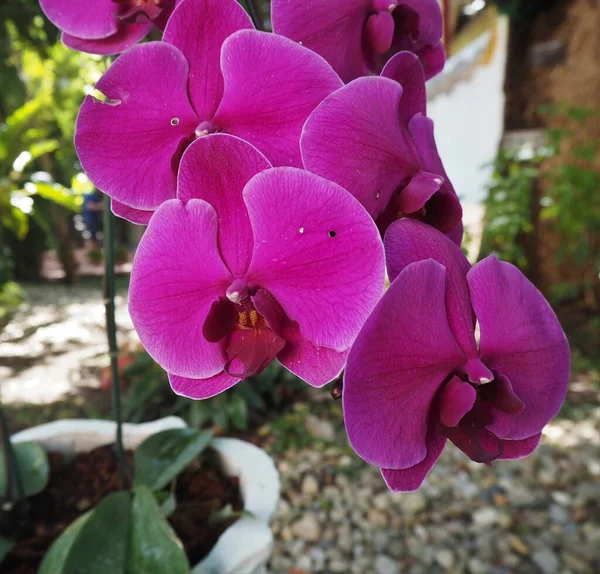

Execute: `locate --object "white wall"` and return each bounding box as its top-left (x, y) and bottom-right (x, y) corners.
top-left (427, 15), bottom-right (509, 241)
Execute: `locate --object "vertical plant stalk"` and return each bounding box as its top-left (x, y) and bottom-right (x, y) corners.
top-left (0, 401), bottom-right (23, 503)
top-left (442, 0), bottom-right (451, 54)
top-left (245, 0), bottom-right (263, 31)
top-left (103, 196), bottom-right (126, 488)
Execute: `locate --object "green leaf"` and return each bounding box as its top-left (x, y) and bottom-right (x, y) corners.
top-left (134, 428), bottom-right (212, 491)
top-left (0, 441), bottom-right (49, 501)
top-left (0, 536), bottom-right (14, 565)
top-left (38, 512), bottom-right (92, 574)
top-left (129, 486), bottom-right (189, 574)
top-left (229, 394), bottom-right (249, 431)
top-left (62, 492), bottom-right (132, 574)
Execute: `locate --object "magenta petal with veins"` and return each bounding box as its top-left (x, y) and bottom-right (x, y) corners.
top-left (129, 138), bottom-right (384, 397)
top-left (301, 66), bottom-right (462, 241)
top-left (75, 0), bottom-right (341, 221)
top-left (272, 0), bottom-right (445, 82)
top-left (40, 0), bottom-right (178, 55)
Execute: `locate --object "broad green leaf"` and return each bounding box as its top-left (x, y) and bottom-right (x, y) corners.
top-left (134, 428), bottom-right (212, 491)
top-left (38, 512), bottom-right (92, 574)
top-left (0, 536), bottom-right (14, 565)
top-left (152, 489), bottom-right (177, 518)
top-left (129, 486), bottom-right (189, 574)
top-left (0, 441), bottom-right (49, 501)
top-left (62, 492), bottom-right (131, 574)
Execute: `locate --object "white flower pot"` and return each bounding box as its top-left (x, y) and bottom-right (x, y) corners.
top-left (12, 417), bottom-right (279, 574)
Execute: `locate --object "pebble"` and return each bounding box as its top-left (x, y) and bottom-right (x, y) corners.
top-left (290, 514), bottom-right (321, 542)
top-left (532, 548), bottom-right (560, 574)
top-left (301, 474), bottom-right (319, 496)
top-left (434, 548), bottom-right (455, 569)
top-left (472, 507), bottom-right (500, 527)
top-left (375, 555), bottom-right (399, 574)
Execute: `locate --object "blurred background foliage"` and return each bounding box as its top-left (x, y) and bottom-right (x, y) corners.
top-left (1, 0), bottom-right (104, 295)
top-left (117, 350), bottom-right (306, 432)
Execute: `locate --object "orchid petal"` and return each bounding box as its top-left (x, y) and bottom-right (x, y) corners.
top-left (439, 376), bottom-right (477, 428)
top-left (498, 433), bottom-right (542, 460)
top-left (395, 0), bottom-right (443, 49)
top-left (468, 257), bottom-right (570, 439)
top-left (381, 431), bottom-right (446, 492)
top-left (366, 12), bottom-right (395, 54)
top-left (40, 0), bottom-right (117, 39)
top-left (271, 0), bottom-right (368, 83)
top-left (343, 259), bottom-right (465, 469)
top-left (420, 42), bottom-right (446, 80)
top-left (384, 220), bottom-right (477, 357)
top-left (444, 422), bottom-right (503, 464)
top-left (169, 370), bottom-right (240, 400)
top-left (163, 0), bottom-right (252, 119)
top-left (214, 30), bottom-right (343, 168)
top-left (278, 322), bottom-right (348, 388)
top-left (177, 135), bottom-right (270, 277)
top-left (407, 114), bottom-right (462, 235)
top-left (224, 328), bottom-right (286, 379)
top-left (129, 199), bottom-right (232, 379)
top-left (244, 168), bottom-right (384, 351)
top-left (75, 43), bottom-right (198, 210)
top-left (395, 171), bottom-right (442, 214)
top-left (301, 77), bottom-right (419, 218)
top-left (111, 200), bottom-right (152, 225)
top-left (62, 22), bottom-right (152, 55)
top-left (381, 51), bottom-right (427, 123)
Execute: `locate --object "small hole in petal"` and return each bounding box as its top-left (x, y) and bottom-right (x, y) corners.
top-left (328, 230), bottom-right (336, 238)
top-left (171, 118), bottom-right (180, 126)
top-left (299, 227), bottom-right (304, 234)
top-left (376, 191), bottom-right (381, 199)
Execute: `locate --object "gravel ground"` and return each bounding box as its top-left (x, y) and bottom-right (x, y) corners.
top-left (265, 399), bottom-right (600, 574)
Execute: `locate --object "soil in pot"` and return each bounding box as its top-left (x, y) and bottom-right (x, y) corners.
top-left (1, 444), bottom-right (243, 573)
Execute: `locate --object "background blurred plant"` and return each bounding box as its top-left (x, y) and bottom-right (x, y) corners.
top-left (481, 104), bottom-right (599, 303)
top-left (103, 345), bottom-right (306, 433)
top-left (0, 3), bottom-right (107, 282)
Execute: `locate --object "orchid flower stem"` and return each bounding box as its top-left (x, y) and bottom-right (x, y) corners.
top-left (245, 0), bottom-right (263, 31)
top-left (103, 196), bottom-right (126, 489)
top-left (0, 400), bottom-right (23, 504)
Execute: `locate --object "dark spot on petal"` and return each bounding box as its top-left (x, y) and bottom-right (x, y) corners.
top-left (328, 230), bottom-right (336, 238)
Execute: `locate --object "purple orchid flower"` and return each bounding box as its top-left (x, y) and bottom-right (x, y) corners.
top-left (74, 0), bottom-right (343, 225)
top-left (301, 52), bottom-right (462, 243)
top-left (39, 0), bottom-right (179, 55)
top-left (271, 0), bottom-right (445, 83)
top-left (128, 134), bottom-right (385, 399)
top-left (343, 220), bottom-right (570, 491)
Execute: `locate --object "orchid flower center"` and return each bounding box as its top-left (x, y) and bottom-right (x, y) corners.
top-left (366, 1), bottom-right (422, 57)
top-left (112, 0), bottom-right (171, 23)
top-left (375, 177), bottom-right (431, 234)
top-left (437, 360), bottom-right (525, 464)
top-left (203, 284), bottom-right (286, 379)
top-left (195, 120), bottom-right (217, 138)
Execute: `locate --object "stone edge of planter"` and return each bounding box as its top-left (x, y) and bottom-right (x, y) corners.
top-left (12, 417), bottom-right (279, 574)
